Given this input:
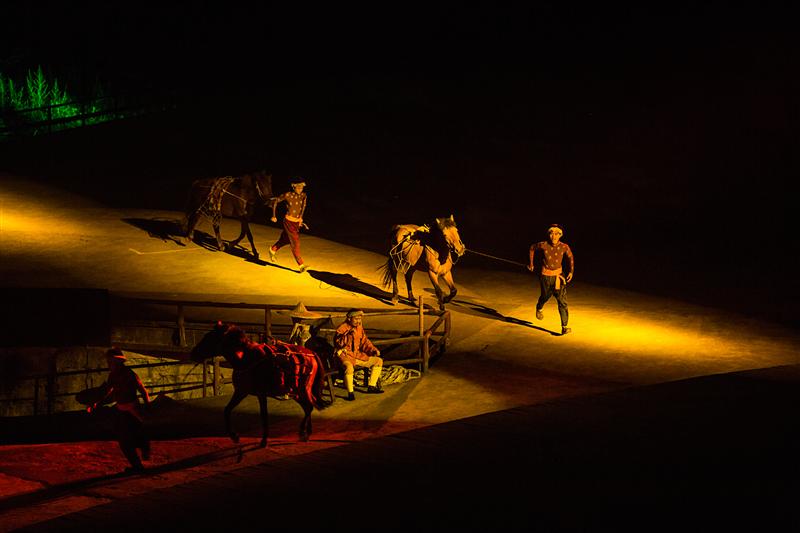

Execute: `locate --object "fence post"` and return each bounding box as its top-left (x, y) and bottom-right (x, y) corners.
top-left (202, 359), bottom-right (208, 398)
top-left (34, 377), bottom-right (40, 416)
top-left (265, 308), bottom-right (272, 338)
top-left (418, 295), bottom-right (424, 370)
top-left (213, 357), bottom-right (221, 396)
top-left (444, 311), bottom-right (451, 349)
top-left (46, 353), bottom-right (57, 415)
top-left (177, 304), bottom-right (186, 346)
top-left (422, 333), bottom-right (430, 373)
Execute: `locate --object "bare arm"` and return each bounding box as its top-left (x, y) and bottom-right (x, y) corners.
top-left (271, 193), bottom-right (286, 222)
top-left (528, 243), bottom-right (538, 272)
top-left (565, 245), bottom-right (575, 282)
top-left (135, 374), bottom-right (151, 405)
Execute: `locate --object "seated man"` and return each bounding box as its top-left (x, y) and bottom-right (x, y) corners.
top-left (333, 309), bottom-right (384, 400)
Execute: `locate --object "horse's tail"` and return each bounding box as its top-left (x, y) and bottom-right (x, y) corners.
top-left (309, 353), bottom-right (329, 410)
top-left (181, 178), bottom-right (207, 233)
top-left (378, 225), bottom-right (402, 289)
top-left (378, 256), bottom-right (396, 290)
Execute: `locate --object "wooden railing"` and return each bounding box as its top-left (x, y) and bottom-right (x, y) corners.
top-left (112, 295), bottom-right (451, 373)
top-left (1, 296), bottom-right (452, 416)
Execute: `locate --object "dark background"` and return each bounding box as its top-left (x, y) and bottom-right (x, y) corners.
top-left (2, 2), bottom-right (798, 325)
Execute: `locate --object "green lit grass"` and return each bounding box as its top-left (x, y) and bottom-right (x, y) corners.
top-left (1, 67), bottom-right (146, 139)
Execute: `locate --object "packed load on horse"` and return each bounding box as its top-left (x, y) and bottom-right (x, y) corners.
top-left (190, 321), bottom-right (327, 448)
top-left (381, 215), bottom-right (466, 310)
top-left (183, 170), bottom-right (273, 259)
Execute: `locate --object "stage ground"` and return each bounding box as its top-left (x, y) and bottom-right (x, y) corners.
top-left (1, 176), bottom-right (799, 531)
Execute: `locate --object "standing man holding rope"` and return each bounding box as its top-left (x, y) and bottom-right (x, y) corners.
top-left (269, 177), bottom-right (309, 273)
top-left (528, 224), bottom-right (574, 335)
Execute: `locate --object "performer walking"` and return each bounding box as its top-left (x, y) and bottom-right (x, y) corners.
top-left (269, 177), bottom-right (308, 272)
top-left (528, 224), bottom-right (575, 335)
top-left (88, 348), bottom-right (152, 473)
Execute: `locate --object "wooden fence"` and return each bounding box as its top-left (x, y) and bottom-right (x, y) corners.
top-left (2, 295), bottom-right (451, 416)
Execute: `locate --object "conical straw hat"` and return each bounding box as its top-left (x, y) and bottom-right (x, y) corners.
top-left (287, 301), bottom-right (323, 319)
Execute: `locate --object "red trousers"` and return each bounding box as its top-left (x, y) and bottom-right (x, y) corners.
top-left (272, 219), bottom-right (303, 265)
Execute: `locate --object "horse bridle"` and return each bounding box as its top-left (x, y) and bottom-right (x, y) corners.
top-left (254, 181), bottom-right (271, 205)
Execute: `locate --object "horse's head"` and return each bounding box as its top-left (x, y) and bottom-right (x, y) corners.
top-left (436, 215), bottom-right (466, 258)
top-left (190, 321), bottom-right (251, 363)
top-left (190, 321), bottom-right (229, 362)
top-left (247, 170), bottom-right (273, 206)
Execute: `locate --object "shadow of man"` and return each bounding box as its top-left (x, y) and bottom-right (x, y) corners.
top-left (434, 292), bottom-right (561, 335)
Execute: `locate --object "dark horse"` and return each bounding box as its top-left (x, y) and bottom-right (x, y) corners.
top-left (183, 171), bottom-right (273, 259)
top-left (381, 215), bottom-right (466, 310)
top-left (190, 322), bottom-right (327, 447)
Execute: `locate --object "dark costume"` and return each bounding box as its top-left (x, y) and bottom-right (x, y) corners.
top-left (530, 239), bottom-right (574, 328)
top-left (94, 354), bottom-right (151, 471)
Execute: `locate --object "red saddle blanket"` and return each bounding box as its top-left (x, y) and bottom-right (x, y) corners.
top-left (263, 341), bottom-right (321, 399)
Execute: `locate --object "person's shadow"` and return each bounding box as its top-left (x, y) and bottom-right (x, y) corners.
top-left (436, 293), bottom-right (561, 335)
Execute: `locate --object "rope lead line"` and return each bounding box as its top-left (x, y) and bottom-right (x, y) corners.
top-left (465, 248), bottom-right (528, 268)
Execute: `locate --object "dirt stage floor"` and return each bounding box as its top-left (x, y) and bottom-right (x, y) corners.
top-left (1, 175), bottom-right (799, 531)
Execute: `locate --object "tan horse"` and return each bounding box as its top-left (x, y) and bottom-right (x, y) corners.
top-left (381, 215), bottom-right (466, 310)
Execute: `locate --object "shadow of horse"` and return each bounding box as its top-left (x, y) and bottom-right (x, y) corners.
top-left (122, 218), bottom-right (185, 246)
top-left (308, 270), bottom-right (396, 304)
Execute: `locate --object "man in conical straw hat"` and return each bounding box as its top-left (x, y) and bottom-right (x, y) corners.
top-left (287, 302), bottom-right (323, 346)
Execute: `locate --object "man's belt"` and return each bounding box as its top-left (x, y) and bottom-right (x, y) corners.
top-left (541, 267), bottom-right (567, 289)
top-left (285, 215), bottom-right (302, 223)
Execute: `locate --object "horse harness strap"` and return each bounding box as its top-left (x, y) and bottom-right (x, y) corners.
top-left (390, 231), bottom-right (420, 274)
top-left (196, 176), bottom-right (236, 226)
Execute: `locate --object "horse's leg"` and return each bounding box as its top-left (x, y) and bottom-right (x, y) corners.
top-left (212, 220), bottom-right (224, 251)
top-left (404, 269), bottom-right (416, 304)
top-left (184, 211), bottom-right (200, 242)
top-left (224, 389), bottom-right (248, 443)
top-left (244, 220), bottom-right (259, 259)
top-left (441, 270), bottom-right (458, 303)
top-left (390, 263), bottom-right (400, 305)
top-left (257, 394), bottom-right (269, 448)
top-left (298, 401), bottom-right (312, 442)
top-left (427, 269), bottom-right (445, 310)
top-left (227, 217), bottom-right (246, 250)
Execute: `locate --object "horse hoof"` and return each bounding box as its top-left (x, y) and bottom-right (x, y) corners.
top-left (390, 296), bottom-right (398, 305)
top-left (300, 434), bottom-right (309, 443)
top-left (230, 434), bottom-right (240, 444)
top-left (259, 439), bottom-right (268, 448)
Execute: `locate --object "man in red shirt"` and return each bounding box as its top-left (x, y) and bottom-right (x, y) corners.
top-left (333, 309), bottom-right (384, 401)
top-left (269, 177), bottom-right (308, 272)
top-left (88, 348), bottom-right (152, 472)
top-left (528, 224), bottom-right (575, 335)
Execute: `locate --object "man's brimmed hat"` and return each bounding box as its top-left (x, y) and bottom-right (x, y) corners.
top-left (547, 224), bottom-right (564, 236)
top-left (290, 176), bottom-right (306, 186)
top-left (346, 309), bottom-right (364, 319)
top-left (105, 347), bottom-right (126, 360)
top-left (287, 301), bottom-right (323, 319)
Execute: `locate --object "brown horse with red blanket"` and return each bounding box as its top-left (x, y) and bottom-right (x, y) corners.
top-left (190, 322), bottom-right (327, 447)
